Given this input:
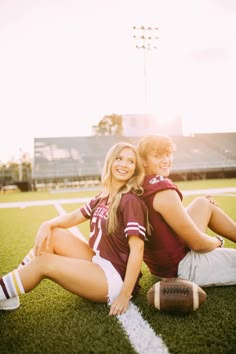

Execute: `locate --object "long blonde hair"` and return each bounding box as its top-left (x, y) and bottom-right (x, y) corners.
top-left (101, 142), bottom-right (148, 234)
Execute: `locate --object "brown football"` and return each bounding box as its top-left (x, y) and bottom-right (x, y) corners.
top-left (147, 278), bottom-right (207, 314)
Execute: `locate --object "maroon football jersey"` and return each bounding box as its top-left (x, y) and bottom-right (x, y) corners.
top-left (141, 175), bottom-right (190, 278)
top-left (80, 192), bottom-right (147, 284)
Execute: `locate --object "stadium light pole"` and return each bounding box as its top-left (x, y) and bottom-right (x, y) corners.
top-left (133, 25), bottom-right (158, 113)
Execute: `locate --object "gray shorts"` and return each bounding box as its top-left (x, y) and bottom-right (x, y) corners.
top-left (92, 254), bottom-right (123, 304)
top-left (178, 248), bottom-right (236, 287)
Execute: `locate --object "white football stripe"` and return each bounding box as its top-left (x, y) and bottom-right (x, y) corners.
top-left (118, 302), bottom-right (169, 354)
top-left (192, 282), bottom-right (199, 311)
top-left (154, 281), bottom-right (161, 310)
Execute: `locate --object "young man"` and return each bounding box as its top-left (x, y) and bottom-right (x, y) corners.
top-left (138, 135), bottom-right (236, 286)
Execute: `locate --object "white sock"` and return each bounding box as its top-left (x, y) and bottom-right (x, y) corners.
top-left (0, 286), bottom-right (7, 301)
top-left (18, 248), bottom-right (35, 268)
top-left (0, 270), bottom-right (25, 300)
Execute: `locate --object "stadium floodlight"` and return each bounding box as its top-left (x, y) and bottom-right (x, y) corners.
top-left (133, 25), bottom-right (158, 112)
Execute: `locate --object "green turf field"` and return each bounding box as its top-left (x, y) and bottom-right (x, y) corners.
top-left (0, 179), bottom-right (236, 354)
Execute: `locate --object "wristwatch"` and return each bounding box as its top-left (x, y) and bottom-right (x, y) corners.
top-left (216, 235), bottom-right (224, 248)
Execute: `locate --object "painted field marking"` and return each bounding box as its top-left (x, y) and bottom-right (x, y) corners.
top-left (117, 302), bottom-right (169, 354)
top-left (0, 187), bottom-right (235, 209)
top-left (54, 202), bottom-right (85, 240)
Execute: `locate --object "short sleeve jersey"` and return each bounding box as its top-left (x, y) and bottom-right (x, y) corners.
top-left (141, 175), bottom-right (190, 278)
top-left (80, 192), bottom-right (147, 284)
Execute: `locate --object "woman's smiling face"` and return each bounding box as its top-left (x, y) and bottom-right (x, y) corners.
top-left (111, 147), bottom-right (136, 184)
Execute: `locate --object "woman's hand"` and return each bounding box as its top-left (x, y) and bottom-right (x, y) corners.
top-left (109, 293), bottom-right (131, 316)
top-left (34, 222), bottom-right (52, 256)
top-left (108, 236), bottom-right (144, 316)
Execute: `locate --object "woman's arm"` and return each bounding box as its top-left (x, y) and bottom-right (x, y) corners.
top-left (34, 207), bottom-right (87, 255)
top-left (45, 207), bottom-right (87, 229)
top-left (109, 235), bottom-right (144, 316)
top-left (153, 189), bottom-right (221, 251)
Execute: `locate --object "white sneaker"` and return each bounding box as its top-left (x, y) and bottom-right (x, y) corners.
top-left (0, 296), bottom-right (20, 310)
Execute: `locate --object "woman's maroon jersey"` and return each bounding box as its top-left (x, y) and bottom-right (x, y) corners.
top-left (80, 192), bottom-right (147, 283)
top-left (141, 175), bottom-right (190, 278)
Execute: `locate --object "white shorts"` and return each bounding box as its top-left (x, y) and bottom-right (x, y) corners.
top-left (178, 248), bottom-right (236, 287)
top-left (92, 254), bottom-right (123, 304)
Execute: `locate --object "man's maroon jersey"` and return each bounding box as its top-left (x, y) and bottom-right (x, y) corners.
top-left (80, 192), bottom-right (147, 284)
top-left (141, 175), bottom-right (190, 278)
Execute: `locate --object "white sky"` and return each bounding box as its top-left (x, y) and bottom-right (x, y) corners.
top-left (0, 0), bottom-right (236, 162)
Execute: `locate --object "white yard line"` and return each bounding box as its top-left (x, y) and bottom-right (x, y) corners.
top-left (0, 197), bottom-right (90, 209)
top-left (118, 302), bottom-right (169, 354)
top-left (0, 187), bottom-right (235, 209)
top-left (182, 187), bottom-right (236, 196)
top-left (53, 202), bottom-right (85, 240)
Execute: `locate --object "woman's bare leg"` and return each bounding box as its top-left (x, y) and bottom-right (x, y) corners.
top-left (19, 228), bottom-right (94, 269)
top-left (186, 196), bottom-right (236, 241)
top-left (18, 253), bottom-right (108, 303)
top-left (41, 227), bottom-right (95, 260)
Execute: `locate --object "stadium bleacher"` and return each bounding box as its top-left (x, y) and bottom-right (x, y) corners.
top-left (33, 133), bottom-right (236, 188)
top-left (172, 134), bottom-right (236, 170)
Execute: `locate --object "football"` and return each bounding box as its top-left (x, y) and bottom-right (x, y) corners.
top-left (147, 278), bottom-right (207, 314)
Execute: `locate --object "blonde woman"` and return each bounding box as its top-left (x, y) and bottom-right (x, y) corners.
top-left (0, 142), bottom-right (149, 316)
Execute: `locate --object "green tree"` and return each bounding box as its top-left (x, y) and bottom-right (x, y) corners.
top-left (95, 114), bottom-right (123, 135)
